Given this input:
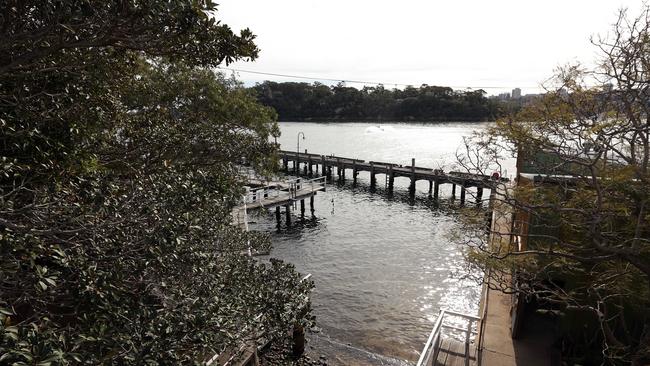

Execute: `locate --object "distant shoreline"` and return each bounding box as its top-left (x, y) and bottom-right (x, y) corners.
top-left (277, 118), bottom-right (494, 123)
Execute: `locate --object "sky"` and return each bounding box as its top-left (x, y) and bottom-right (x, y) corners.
top-left (216, 0), bottom-right (645, 95)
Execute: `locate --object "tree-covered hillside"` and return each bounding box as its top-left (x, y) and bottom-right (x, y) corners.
top-left (250, 81), bottom-right (503, 122)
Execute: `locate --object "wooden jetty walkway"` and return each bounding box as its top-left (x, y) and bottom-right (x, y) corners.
top-left (231, 176), bottom-right (326, 228)
top-left (434, 338), bottom-right (478, 366)
top-left (279, 150), bottom-right (507, 204)
top-left (416, 309), bottom-right (480, 366)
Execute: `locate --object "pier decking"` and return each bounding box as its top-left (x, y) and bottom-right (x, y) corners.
top-left (416, 309), bottom-right (480, 366)
top-left (280, 150), bottom-right (507, 203)
top-left (231, 176), bottom-right (326, 228)
top-left (433, 338), bottom-right (478, 366)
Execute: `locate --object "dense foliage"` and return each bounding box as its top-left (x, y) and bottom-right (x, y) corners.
top-left (0, 1), bottom-right (312, 364)
top-left (250, 81), bottom-right (501, 122)
top-left (459, 8), bottom-right (650, 365)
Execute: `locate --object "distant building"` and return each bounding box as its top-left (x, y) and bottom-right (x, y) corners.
top-left (497, 92), bottom-right (510, 100)
top-left (512, 88), bottom-right (522, 99)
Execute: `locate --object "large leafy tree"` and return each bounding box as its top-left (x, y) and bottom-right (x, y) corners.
top-left (458, 7), bottom-right (650, 365)
top-left (0, 1), bottom-right (312, 364)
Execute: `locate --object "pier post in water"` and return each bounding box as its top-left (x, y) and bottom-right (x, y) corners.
top-left (409, 158), bottom-right (416, 197)
top-left (310, 196), bottom-right (315, 216)
top-left (352, 160), bottom-right (358, 184)
top-left (292, 323), bottom-right (305, 359)
top-left (370, 162), bottom-right (376, 188)
top-left (451, 183), bottom-right (456, 198)
top-left (321, 156), bottom-right (327, 177)
top-left (477, 186), bottom-right (483, 203)
top-left (388, 165), bottom-right (394, 193)
top-left (434, 180), bottom-right (439, 200)
top-left (460, 184), bottom-right (466, 205)
top-left (283, 158), bottom-right (288, 171)
top-left (275, 206), bottom-right (281, 226)
top-left (336, 158), bottom-right (341, 181)
top-left (292, 301), bottom-right (308, 358)
top-left (285, 204), bottom-right (291, 225)
top-left (428, 180), bottom-right (433, 197)
top-left (308, 157), bottom-right (313, 176)
top-left (300, 199), bottom-right (305, 218)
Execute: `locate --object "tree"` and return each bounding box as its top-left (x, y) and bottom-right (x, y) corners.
top-left (250, 81), bottom-right (501, 122)
top-left (458, 7), bottom-right (650, 365)
top-left (0, 1), bottom-right (312, 364)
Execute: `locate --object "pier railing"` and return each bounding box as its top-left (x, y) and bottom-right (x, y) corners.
top-left (286, 176), bottom-right (327, 199)
top-left (244, 176), bottom-right (326, 204)
top-left (245, 184), bottom-right (281, 204)
top-left (307, 176), bottom-right (327, 193)
top-left (416, 309), bottom-right (480, 366)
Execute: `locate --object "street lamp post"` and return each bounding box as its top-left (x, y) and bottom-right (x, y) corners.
top-left (296, 132), bottom-right (305, 175)
top-left (297, 131), bottom-right (305, 154)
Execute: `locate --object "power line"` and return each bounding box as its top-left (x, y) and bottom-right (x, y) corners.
top-left (217, 66), bottom-right (399, 86)
top-left (216, 66), bottom-right (540, 90)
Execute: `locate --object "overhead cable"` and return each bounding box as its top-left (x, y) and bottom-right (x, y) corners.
top-left (216, 66), bottom-right (541, 90)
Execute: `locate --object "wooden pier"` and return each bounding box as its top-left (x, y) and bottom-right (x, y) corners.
top-left (433, 338), bottom-right (478, 366)
top-left (231, 176), bottom-right (326, 228)
top-left (279, 150), bottom-right (508, 204)
top-left (416, 309), bottom-right (480, 366)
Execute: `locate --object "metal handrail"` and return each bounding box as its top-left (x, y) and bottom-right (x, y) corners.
top-left (416, 309), bottom-right (480, 366)
top-left (243, 176), bottom-right (326, 205)
top-left (245, 184), bottom-right (281, 204)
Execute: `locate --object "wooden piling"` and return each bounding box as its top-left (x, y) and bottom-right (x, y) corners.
top-left (460, 184), bottom-right (466, 205)
top-left (292, 323), bottom-right (305, 359)
top-left (310, 195), bottom-right (315, 215)
top-left (370, 162), bottom-right (376, 188)
top-left (275, 206), bottom-right (281, 226)
top-left (308, 157), bottom-right (313, 176)
top-left (300, 199), bottom-right (305, 217)
top-left (388, 165), bottom-right (394, 192)
top-left (434, 180), bottom-right (439, 200)
top-left (409, 158), bottom-right (416, 197)
top-left (292, 298), bottom-right (309, 359)
top-left (336, 158), bottom-right (341, 180)
top-left (353, 160), bottom-right (357, 184)
top-left (285, 204), bottom-right (291, 225)
top-left (477, 187), bottom-right (483, 202)
top-left (452, 183), bottom-right (456, 198)
top-left (428, 180), bottom-right (433, 197)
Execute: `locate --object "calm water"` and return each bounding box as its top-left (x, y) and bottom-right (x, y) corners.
top-left (251, 122), bottom-right (508, 363)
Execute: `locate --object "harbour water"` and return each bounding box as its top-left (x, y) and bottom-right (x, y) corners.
top-left (251, 122), bottom-right (508, 363)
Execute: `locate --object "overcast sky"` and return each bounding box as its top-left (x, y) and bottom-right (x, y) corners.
top-left (217, 0), bottom-right (644, 95)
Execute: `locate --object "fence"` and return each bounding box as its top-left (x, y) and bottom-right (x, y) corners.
top-left (416, 309), bottom-right (480, 366)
